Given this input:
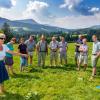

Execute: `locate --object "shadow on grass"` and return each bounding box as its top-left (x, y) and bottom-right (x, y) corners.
top-left (42, 63), bottom-right (77, 71)
top-left (0, 92), bottom-right (24, 100)
top-left (29, 67), bottom-right (43, 73)
top-left (12, 73), bottom-right (40, 80)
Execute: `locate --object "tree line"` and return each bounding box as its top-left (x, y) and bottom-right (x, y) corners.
top-left (0, 22), bottom-right (100, 43)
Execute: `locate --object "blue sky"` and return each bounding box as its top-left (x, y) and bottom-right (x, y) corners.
top-left (0, 0), bottom-right (100, 29)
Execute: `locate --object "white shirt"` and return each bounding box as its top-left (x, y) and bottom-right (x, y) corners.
top-left (0, 44), bottom-right (9, 60)
top-left (49, 41), bottom-right (59, 49)
top-left (80, 44), bottom-right (88, 56)
top-left (92, 41), bottom-right (100, 54)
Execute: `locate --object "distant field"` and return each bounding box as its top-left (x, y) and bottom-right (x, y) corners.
top-left (1, 42), bottom-right (100, 100)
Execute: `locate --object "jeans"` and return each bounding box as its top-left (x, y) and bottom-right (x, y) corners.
top-left (20, 57), bottom-right (27, 67)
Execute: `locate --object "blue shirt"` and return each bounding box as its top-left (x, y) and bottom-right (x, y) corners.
top-left (6, 42), bottom-right (14, 57)
top-left (25, 40), bottom-right (36, 52)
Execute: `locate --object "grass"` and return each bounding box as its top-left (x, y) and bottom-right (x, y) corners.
top-left (0, 42), bottom-right (100, 100)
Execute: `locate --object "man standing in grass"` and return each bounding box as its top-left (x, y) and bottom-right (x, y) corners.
top-left (78, 38), bottom-right (88, 71)
top-left (59, 37), bottom-right (68, 66)
top-left (25, 35), bottom-right (36, 66)
top-left (90, 35), bottom-right (100, 80)
top-left (75, 35), bottom-right (83, 66)
top-left (36, 35), bottom-right (48, 67)
top-left (49, 36), bottom-right (59, 67)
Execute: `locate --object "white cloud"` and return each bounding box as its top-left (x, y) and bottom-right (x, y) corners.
top-left (0, 0), bottom-right (100, 29)
top-left (11, 0), bottom-right (17, 6)
top-left (22, 1), bottom-right (52, 23)
top-left (59, 0), bottom-right (100, 16)
top-left (0, 7), bottom-right (22, 20)
top-left (89, 7), bottom-right (100, 13)
top-left (60, 0), bottom-right (83, 11)
top-left (26, 1), bottom-right (49, 12)
top-left (51, 13), bottom-right (100, 29)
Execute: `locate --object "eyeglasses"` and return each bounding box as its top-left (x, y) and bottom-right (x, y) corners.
top-left (0, 38), bottom-right (6, 40)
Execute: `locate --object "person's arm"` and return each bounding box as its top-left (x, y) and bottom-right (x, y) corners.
top-left (83, 46), bottom-right (88, 53)
top-left (75, 40), bottom-right (82, 47)
top-left (34, 42), bottom-right (36, 49)
top-left (75, 43), bottom-right (81, 46)
top-left (58, 42), bottom-right (60, 48)
top-left (7, 50), bottom-right (27, 57)
top-left (96, 52), bottom-right (100, 57)
top-left (36, 42), bottom-right (39, 54)
top-left (66, 42), bottom-right (68, 51)
top-left (26, 48), bottom-right (28, 54)
top-left (18, 45), bottom-right (20, 53)
top-left (97, 42), bottom-right (100, 56)
top-left (49, 42), bottom-right (51, 50)
top-left (56, 42), bottom-right (59, 50)
top-left (46, 43), bottom-right (48, 55)
top-left (24, 40), bottom-right (27, 45)
top-left (79, 46), bottom-right (83, 52)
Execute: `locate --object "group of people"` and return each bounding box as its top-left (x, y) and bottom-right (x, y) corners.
top-left (0, 32), bottom-right (100, 95)
top-left (75, 35), bottom-right (100, 80)
top-left (6, 35), bottom-right (68, 73)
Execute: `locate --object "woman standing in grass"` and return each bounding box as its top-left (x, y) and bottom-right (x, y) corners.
top-left (5, 38), bottom-right (16, 75)
top-left (18, 38), bottom-right (28, 72)
top-left (0, 33), bottom-right (27, 95)
top-left (78, 38), bottom-right (88, 71)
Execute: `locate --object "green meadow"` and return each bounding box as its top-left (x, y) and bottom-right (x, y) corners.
top-left (0, 42), bottom-right (100, 100)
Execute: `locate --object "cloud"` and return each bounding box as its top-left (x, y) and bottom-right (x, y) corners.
top-left (60, 0), bottom-right (100, 15)
top-left (26, 1), bottom-right (49, 11)
top-left (89, 7), bottom-right (100, 13)
top-left (0, 0), bottom-right (17, 8)
top-left (23, 1), bottom-right (54, 23)
top-left (52, 13), bottom-right (100, 29)
top-left (11, 0), bottom-right (17, 6)
top-left (60, 0), bottom-right (83, 10)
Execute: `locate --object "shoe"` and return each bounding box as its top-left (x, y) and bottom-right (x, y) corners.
top-left (60, 65), bottom-right (63, 67)
top-left (77, 68), bottom-right (80, 71)
top-left (89, 76), bottom-right (94, 81)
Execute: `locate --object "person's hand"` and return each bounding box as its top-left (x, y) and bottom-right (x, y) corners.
top-left (79, 48), bottom-right (83, 52)
top-left (46, 52), bottom-right (48, 55)
top-left (97, 52), bottom-right (100, 57)
top-left (22, 54), bottom-right (28, 58)
top-left (36, 51), bottom-right (39, 55)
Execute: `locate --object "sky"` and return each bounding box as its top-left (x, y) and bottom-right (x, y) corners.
top-left (0, 0), bottom-right (100, 29)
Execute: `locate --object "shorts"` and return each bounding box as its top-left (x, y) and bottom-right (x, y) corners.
top-left (91, 55), bottom-right (99, 67)
top-left (20, 57), bottom-right (28, 67)
top-left (5, 57), bottom-right (14, 66)
top-left (79, 55), bottom-right (88, 65)
top-left (28, 51), bottom-right (33, 56)
top-left (50, 51), bottom-right (58, 61)
top-left (60, 52), bottom-right (67, 60)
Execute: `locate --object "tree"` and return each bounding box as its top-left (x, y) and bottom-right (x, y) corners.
top-left (2, 22), bottom-right (13, 42)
